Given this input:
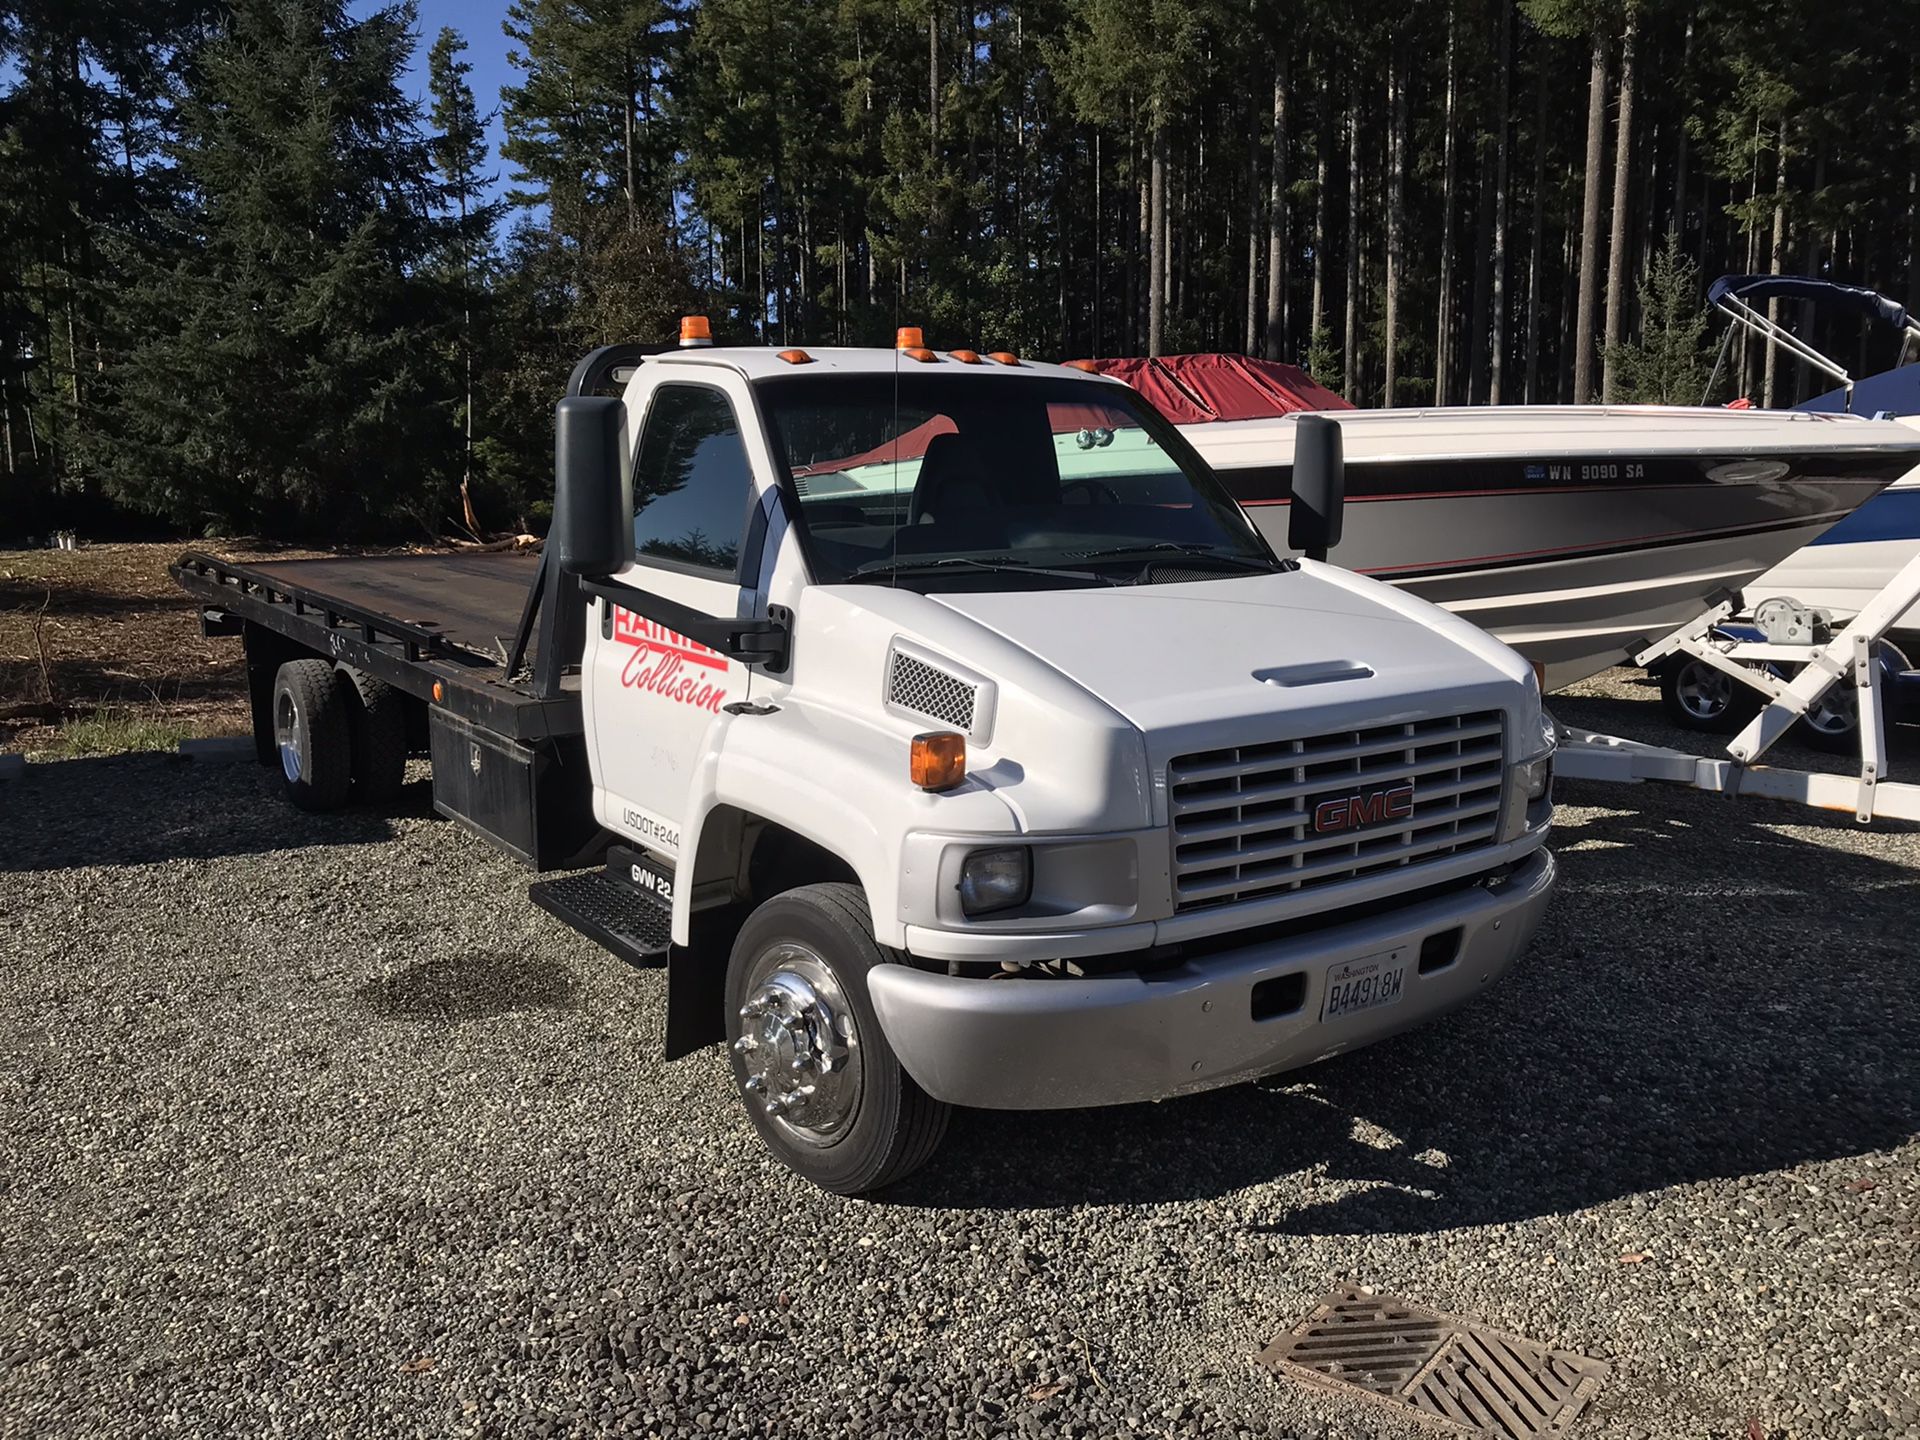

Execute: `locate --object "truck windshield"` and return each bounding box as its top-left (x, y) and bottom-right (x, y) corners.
top-left (754, 373), bottom-right (1283, 586)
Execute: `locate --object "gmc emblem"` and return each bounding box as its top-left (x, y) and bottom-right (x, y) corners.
top-left (1313, 781), bottom-right (1416, 834)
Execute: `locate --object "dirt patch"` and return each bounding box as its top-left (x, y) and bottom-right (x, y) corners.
top-left (0, 542), bottom-right (330, 755)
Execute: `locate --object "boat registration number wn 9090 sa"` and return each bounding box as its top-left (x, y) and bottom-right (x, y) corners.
top-left (1322, 951), bottom-right (1409, 1021)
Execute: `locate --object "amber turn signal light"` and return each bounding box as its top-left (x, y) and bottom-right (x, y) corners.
top-left (896, 326), bottom-right (925, 350)
top-left (910, 732), bottom-right (966, 791)
top-left (431, 681), bottom-right (444, 703)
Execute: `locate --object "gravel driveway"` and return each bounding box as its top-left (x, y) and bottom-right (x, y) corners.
top-left (2, 672), bottom-right (1916, 1439)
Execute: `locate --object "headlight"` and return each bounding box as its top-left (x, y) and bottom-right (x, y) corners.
top-left (1499, 711), bottom-right (1557, 841)
top-left (958, 847), bottom-right (1032, 916)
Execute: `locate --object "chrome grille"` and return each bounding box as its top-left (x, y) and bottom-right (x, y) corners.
top-left (1169, 711), bottom-right (1506, 912)
top-left (887, 650), bottom-right (978, 731)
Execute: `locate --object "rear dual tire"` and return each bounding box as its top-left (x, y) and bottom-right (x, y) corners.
top-left (271, 659), bottom-right (408, 811)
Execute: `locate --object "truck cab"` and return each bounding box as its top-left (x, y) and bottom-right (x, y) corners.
top-left (553, 330), bottom-right (1556, 1190)
top-left (177, 326), bottom-right (1556, 1194)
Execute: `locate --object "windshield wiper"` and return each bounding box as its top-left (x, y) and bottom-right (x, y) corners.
top-left (1068, 542), bottom-right (1288, 572)
top-left (845, 554), bottom-right (1116, 584)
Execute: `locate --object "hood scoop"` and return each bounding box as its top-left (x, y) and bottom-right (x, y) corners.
top-left (1254, 659), bottom-right (1375, 688)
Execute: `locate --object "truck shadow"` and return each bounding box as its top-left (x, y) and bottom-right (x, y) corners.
top-left (0, 753), bottom-right (437, 873)
top-left (897, 775), bottom-right (1920, 1227)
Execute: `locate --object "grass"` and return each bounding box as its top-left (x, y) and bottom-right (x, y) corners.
top-left (41, 706), bottom-right (196, 759)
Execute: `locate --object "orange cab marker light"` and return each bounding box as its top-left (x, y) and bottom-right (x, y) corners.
top-left (904, 347), bottom-right (937, 363)
top-left (896, 326), bottom-right (925, 350)
top-left (1064, 358), bottom-right (1098, 372)
top-left (777, 348), bottom-right (814, 365)
top-left (948, 348), bottom-right (982, 364)
top-left (988, 351), bottom-right (1020, 366)
top-left (910, 732), bottom-right (966, 791)
top-left (431, 681), bottom-right (444, 703)
top-left (679, 314), bottom-right (713, 347)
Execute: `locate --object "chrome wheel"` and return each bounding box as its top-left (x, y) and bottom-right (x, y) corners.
top-left (732, 942), bottom-right (862, 1146)
top-left (275, 689), bottom-right (303, 781)
top-left (1672, 659), bottom-right (1734, 722)
top-left (1804, 684), bottom-right (1857, 736)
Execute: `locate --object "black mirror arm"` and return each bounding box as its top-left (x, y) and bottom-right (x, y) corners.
top-left (580, 576), bottom-right (791, 672)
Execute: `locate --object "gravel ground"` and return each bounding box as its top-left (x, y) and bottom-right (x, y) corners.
top-left (1, 670), bottom-right (1916, 1440)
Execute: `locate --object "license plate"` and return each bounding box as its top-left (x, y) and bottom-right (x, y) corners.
top-left (1321, 951), bottom-right (1408, 1021)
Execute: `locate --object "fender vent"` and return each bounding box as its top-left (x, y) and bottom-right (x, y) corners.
top-left (885, 642), bottom-right (994, 741)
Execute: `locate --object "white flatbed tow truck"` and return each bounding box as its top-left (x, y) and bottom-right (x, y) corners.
top-left (175, 323), bottom-right (1557, 1192)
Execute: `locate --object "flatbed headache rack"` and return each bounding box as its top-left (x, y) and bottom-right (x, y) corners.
top-left (1555, 549), bottom-right (1920, 823)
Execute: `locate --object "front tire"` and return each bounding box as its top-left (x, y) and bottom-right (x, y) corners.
top-left (272, 659), bottom-right (354, 812)
top-left (724, 884), bottom-right (949, 1194)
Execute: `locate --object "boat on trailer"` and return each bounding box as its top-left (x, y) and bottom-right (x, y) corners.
top-left (1069, 354), bottom-right (1920, 691)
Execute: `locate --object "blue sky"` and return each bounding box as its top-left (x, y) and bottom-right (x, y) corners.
top-left (367, 0), bottom-right (520, 204)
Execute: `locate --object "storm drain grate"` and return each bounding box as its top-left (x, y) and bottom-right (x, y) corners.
top-left (1258, 1286), bottom-right (1609, 1438)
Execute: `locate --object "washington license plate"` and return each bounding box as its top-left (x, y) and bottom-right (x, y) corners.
top-left (1321, 951), bottom-right (1408, 1021)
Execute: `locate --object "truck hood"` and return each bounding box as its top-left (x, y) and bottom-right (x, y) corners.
top-left (929, 564), bottom-right (1533, 761)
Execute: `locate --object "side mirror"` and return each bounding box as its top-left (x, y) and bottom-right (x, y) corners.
top-left (550, 395), bottom-right (633, 577)
top-left (1288, 413), bottom-right (1345, 562)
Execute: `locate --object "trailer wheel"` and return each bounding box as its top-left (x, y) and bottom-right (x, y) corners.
top-left (724, 884), bottom-right (949, 1194)
top-left (1659, 655), bottom-right (1760, 733)
top-left (1799, 678), bottom-right (1860, 754)
top-left (338, 666), bottom-right (408, 803)
top-left (272, 659), bottom-right (354, 812)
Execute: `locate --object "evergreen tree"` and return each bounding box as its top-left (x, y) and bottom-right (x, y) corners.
top-left (1602, 232), bottom-right (1714, 403)
top-left (427, 26), bottom-right (503, 536)
top-left (90, 0), bottom-right (457, 536)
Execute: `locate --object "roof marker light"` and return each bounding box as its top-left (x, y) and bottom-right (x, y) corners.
top-left (1063, 359), bottom-right (1098, 372)
top-left (988, 351), bottom-right (1020, 366)
top-left (904, 347), bottom-right (937, 363)
top-left (949, 349), bottom-right (983, 364)
top-left (679, 315), bottom-right (713, 347)
top-left (777, 348), bottom-right (814, 365)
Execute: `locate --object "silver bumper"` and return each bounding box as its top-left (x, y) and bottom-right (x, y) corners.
top-left (867, 848), bottom-right (1556, 1109)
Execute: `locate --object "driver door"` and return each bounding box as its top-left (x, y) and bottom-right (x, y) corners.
top-left (585, 380), bottom-right (758, 862)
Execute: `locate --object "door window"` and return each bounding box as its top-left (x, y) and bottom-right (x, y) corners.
top-left (631, 385), bottom-right (752, 575)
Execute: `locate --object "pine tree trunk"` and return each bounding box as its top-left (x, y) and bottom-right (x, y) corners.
top-left (1310, 127), bottom-right (1328, 350)
top-left (1798, 142), bottom-right (1826, 402)
top-left (1384, 51), bottom-right (1405, 407)
top-left (1763, 117), bottom-right (1790, 406)
top-left (1523, 62), bottom-right (1547, 403)
top-left (1342, 100), bottom-right (1360, 399)
top-left (1573, 26), bottom-right (1609, 404)
top-left (1245, 132), bottom-right (1259, 353)
top-left (1149, 119), bottom-right (1167, 355)
top-left (1434, 8), bottom-right (1458, 405)
top-left (1488, 0), bottom-right (1513, 405)
top-left (1265, 50), bottom-right (1289, 358)
top-left (1467, 128), bottom-right (1494, 403)
top-left (1599, 5), bottom-right (1638, 402)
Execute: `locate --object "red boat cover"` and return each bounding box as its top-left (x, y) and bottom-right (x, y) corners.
top-left (1071, 353), bottom-right (1353, 423)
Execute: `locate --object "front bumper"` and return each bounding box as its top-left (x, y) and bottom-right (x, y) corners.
top-left (866, 848), bottom-right (1556, 1109)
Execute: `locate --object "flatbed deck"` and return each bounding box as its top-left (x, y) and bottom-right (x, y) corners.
top-left (171, 549), bottom-right (583, 741)
top-left (241, 551), bottom-right (543, 661)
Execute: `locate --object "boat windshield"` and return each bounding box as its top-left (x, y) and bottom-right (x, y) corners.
top-left (754, 372), bottom-right (1283, 588)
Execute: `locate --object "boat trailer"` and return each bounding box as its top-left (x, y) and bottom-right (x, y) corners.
top-left (1555, 550), bottom-right (1920, 823)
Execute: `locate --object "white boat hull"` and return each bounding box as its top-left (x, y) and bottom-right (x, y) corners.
top-left (1178, 404), bottom-right (1920, 690)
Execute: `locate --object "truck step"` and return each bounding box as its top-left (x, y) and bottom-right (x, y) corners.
top-left (529, 869), bottom-right (672, 968)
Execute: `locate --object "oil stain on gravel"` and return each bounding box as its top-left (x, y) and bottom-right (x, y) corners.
top-left (355, 952), bottom-right (580, 1022)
